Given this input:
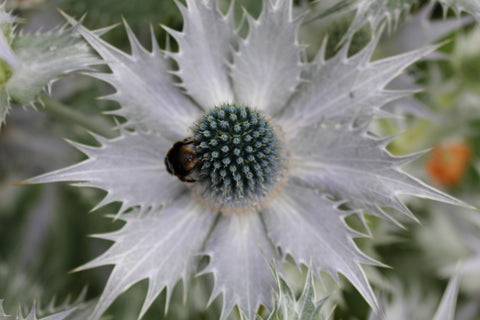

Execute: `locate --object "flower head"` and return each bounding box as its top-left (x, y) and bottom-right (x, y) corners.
top-left (0, 6), bottom-right (99, 128)
top-left (189, 104), bottom-right (287, 214)
top-left (29, 0), bottom-right (465, 318)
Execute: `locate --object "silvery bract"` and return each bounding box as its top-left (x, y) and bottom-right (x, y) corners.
top-left (28, 0), bottom-right (467, 319)
top-left (0, 297), bottom-right (91, 320)
top-left (369, 275), bottom-right (460, 320)
top-left (438, 0), bottom-right (480, 21)
top-left (320, 0), bottom-right (480, 39)
top-left (0, 7), bottom-right (99, 128)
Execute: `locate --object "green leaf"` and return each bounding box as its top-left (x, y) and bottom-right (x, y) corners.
top-left (266, 267), bottom-right (326, 320)
top-left (295, 271), bottom-right (325, 320)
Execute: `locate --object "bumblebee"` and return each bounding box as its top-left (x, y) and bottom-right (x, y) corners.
top-left (164, 138), bottom-right (199, 183)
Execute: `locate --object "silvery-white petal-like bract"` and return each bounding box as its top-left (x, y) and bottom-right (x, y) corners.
top-left (28, 0), bottom-right (467, 318)
top-left (438, 0), bottom-right (480, 21)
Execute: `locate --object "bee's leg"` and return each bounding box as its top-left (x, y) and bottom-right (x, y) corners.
top-left (180, 176), bottom-right (197, 183)
top-left (182, 137), bottom-right (200, 144)
top-left (164, 157), bottom-right (173, 174)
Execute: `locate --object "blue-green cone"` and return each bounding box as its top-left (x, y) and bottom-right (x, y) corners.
top-left (191, 104), bottom-right (287, 214)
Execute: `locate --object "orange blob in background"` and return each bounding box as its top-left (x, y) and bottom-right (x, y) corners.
top-left (426, 142), bottom-right (473, 187)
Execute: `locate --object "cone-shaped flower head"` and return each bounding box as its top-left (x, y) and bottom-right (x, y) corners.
top-left (28, 0), bottom-right (467, 319)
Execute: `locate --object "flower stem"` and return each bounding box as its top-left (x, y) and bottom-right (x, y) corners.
top-left (40, 95), bottom-right (115, 139)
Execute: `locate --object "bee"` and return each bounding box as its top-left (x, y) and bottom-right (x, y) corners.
top-left (164, 138), bottom-right (199, 183)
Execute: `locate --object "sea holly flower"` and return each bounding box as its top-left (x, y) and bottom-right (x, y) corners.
top-left (28, 0), bottom-right (466, 318)
top-left (0, 6), bottom-right (99, 128)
